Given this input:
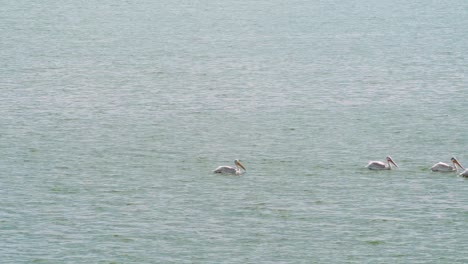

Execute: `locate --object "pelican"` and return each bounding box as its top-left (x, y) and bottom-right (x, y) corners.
top-left (366, 156), bottom-right (399, 170)
top-left (431, 157), bottom-right (464, 172)
top-left (459, 169), bottom-right (468, 177)
top-left (213, 159), bottom-right (246, 175)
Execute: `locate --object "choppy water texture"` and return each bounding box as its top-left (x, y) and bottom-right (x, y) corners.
top-left (1, 0), bottom-right (468, 263)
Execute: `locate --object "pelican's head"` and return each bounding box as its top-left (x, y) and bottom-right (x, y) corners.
top-left (235, 159), bottom-right (246, 171)
top-left (386, 156), bottom-right (399, 168)
top-left (451, 157), bottom-right (464, 170)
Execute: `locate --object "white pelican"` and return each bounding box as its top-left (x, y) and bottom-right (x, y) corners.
top-left (366, 156), bottom-right (399, 170)
top-left (459, 169), bottom-right (468, 177)
top-left (213, 159), bottom-right (246, 175)
top-left (431, 157), bottom-right (464, 172)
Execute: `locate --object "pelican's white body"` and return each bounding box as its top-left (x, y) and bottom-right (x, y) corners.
top-left (367, 161), bottom-right (389, 170)
top-left (366, 156), bottom-right (398, 170)
top-left (213, 160), bottom-right (246, 175)
top-left (459, 169), bottom-right (468, 177)
top-left (431, 162), bottom-right (457, 172)
top-left (213, 166), bottom-right (242, 175)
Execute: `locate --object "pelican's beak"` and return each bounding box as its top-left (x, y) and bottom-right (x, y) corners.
top-left (389, 158), bottom-right (399, 168)
top-left (236, 160), bottom-right (246, 171)
top-left (453, 158), bottom-right (464, 170)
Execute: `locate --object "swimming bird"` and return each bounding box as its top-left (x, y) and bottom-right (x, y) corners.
top-left (459, 168), bottom-right (468, 177)
top-left (366, 156), bottom-right (399, 170)
top-left (431, 157), bottom-right (464, 172)
top-left (213, 159), bottom-right (246, 175)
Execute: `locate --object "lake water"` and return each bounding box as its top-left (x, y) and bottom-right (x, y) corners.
top-left (1, 0), bottom-right (467, 263)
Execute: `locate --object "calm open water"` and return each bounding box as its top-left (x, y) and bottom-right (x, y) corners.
top-left (1, 0), bottom-right (467, 263)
